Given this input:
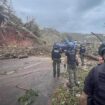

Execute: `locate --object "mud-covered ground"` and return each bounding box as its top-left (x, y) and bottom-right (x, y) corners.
top-left (0, 56), bottom-right (65, 105)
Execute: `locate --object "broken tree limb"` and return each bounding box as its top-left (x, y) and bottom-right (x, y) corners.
top-left (84, 54), bottom-right (99, 61)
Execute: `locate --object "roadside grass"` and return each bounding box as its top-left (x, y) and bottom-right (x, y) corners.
top-left (52, 66), bottom-right (90, 105)
top-left (18, 89), bottom-right (39, 105)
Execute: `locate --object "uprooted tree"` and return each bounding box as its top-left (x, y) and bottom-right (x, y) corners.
top-left (0, 0), bottom-right (41, 42)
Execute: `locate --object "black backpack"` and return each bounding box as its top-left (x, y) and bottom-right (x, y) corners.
top-left (67, 48), bottom-right (76, 64)
top-left (52, 49), bottom-right (61, 59)
top-left (80, 46), bottom-right (86, 54)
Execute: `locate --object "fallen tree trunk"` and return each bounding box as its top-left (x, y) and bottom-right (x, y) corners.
top-left (84, 54), bottom-right (99, 61)
top-left (18, 54), bottom-right (28, 59)
top-left (8, 21), bottom-right (42, 44)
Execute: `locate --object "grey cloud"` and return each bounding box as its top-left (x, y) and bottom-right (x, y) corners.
top-left (76, 0), bottom-right (104, 13)
top-left (12, 0), bottom-right (105, 33)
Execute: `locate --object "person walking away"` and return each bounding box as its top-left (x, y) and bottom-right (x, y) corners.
top-left (79, 44), bottom-right (86, 66)
top-left (65, 43), bottom-right (79, 88)
top-left (51, 46), bottom-right (61, 78)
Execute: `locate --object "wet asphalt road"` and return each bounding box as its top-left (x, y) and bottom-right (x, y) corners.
top-left (0, 56), bottom-right (64, 105)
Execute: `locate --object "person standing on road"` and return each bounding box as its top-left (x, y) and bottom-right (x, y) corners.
top-left (51, 46), bottom-right (61, 78)
top-left (65, 42), bottom-right (79, 88)
top-left (79, 44), bottom-right (86, 66)
top-left (80, 42), bottom-right (105, 105)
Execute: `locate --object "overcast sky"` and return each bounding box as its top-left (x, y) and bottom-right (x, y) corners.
top-left (12, 0), bottom-right (105, 33)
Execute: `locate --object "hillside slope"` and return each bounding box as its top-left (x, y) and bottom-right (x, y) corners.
top-left (40, 28), bottom-right (63, 45)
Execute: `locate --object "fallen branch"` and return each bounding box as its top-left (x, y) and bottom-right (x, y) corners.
top-left (84, 54), bottom-right (99, 61)
top-left (9, 21), bottom-right (41, 43)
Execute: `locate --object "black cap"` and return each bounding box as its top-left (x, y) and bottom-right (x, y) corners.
top-left (98, 43), bottom-right (105, 56)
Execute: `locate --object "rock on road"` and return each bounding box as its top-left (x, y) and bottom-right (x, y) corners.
top-left (0, 56), bottom-right (64, 105)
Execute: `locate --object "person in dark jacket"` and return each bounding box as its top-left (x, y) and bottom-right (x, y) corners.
top-left (65, 43), bottom-right (79, 88)
top-left (52, 46), bottom-right (61, 78)
top-left (80, 42), bottom-right (105, 105)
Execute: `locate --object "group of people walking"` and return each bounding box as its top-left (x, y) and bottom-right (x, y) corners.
top-left (51, 42), bottom-right (86, 88)
top-left (52, 41), bottom-right (105, 105)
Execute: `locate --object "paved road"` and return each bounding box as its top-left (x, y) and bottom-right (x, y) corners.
top-left (0, 56), bottom-right (64, 105)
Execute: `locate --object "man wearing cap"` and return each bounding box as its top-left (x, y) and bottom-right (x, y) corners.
top-left (65, 42), bottom-right (79, 88)
top-left (80, 42), bottom-right (105, 105)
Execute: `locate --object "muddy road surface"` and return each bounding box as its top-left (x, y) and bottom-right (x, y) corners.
top-left (0, 56), bottom-right (64, 105)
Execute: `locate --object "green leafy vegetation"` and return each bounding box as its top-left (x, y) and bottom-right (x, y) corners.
top-left (18, 89), bottom-right (39, 105)
top-left (52, 67), bottom-right (90, 105)
top-left (52, 86), bottom-right (79, 105)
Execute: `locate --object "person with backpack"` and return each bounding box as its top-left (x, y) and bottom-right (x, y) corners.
top-left (65, 42), bottom-right (79, 88)
top-left (51, 45), bottom-right (61, 78)
top-left (79, 44), bottom-right (86, 66)
top-left (80, 42), bottom-right (105, 105)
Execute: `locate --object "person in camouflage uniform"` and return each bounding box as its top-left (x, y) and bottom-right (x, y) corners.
top-left (79, 44), bottom-right (86, 66)
top-left (65, 42), bottom-right (79, 88)
top-left (52, 46), bottom-right (61, 78)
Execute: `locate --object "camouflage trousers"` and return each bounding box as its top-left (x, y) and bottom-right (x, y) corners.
top-left (80, 54), bottom-right (85, 66)
top-left (53, 59), bottom-right (61, 77)
top-left (67, 64), bottom-right (78, 88)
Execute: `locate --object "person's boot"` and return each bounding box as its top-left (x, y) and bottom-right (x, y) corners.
top-left (75, 81), bottom-right (80, 87)
top-left (66, 82), bottom-right (73, 89)
top-left (75, 83), bottom-right (79, 87)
